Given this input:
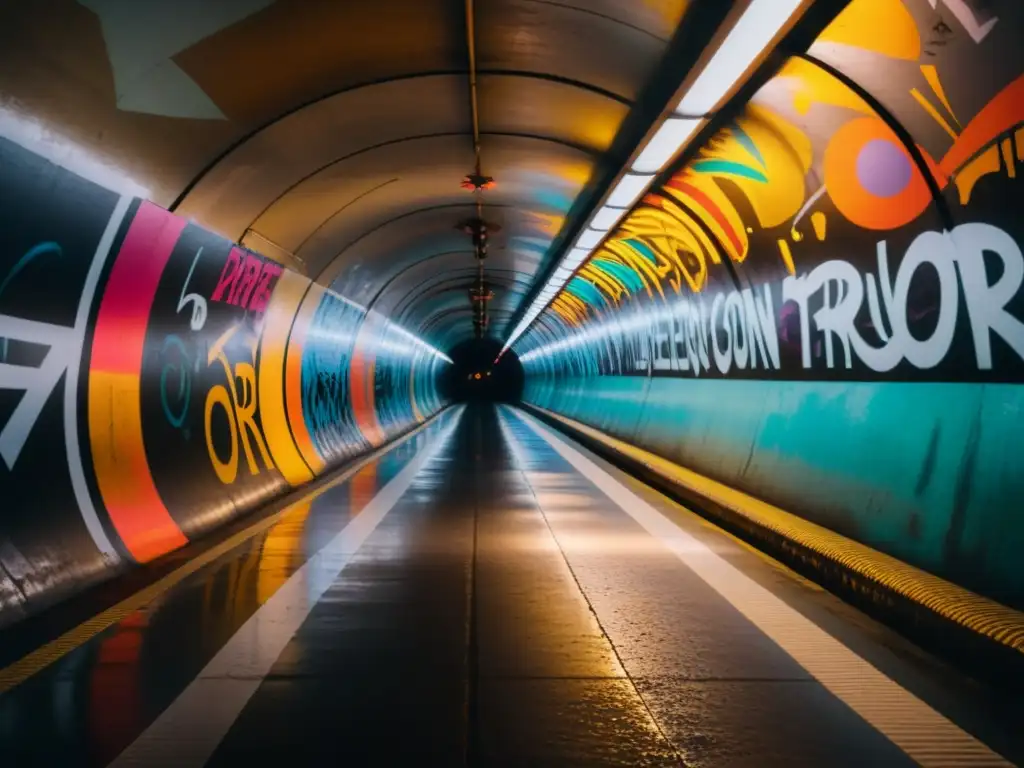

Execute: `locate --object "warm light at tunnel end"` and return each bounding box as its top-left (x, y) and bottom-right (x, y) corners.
top-left (499, 0), bottom-right (810, 357)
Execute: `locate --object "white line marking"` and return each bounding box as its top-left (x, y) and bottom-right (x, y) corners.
top-left (505, 406), bottom-right (1012, 768)
top-left (67, 194), bottom-right (133, 563)
top-left (108, 407), bottom-right (463, 767)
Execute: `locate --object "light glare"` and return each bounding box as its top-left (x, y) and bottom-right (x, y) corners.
top-left (605, 172), bottom-right (655, 209)
top-left (630, 118), bottom-right (703, 174)
top-left (676, 0), bottom-right (805, 115)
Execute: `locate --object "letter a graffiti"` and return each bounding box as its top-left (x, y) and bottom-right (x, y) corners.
top-left (0, 315), bottom-right (76, 470)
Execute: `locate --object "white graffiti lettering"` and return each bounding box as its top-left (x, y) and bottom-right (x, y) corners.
top-left (784, 222), bottom-right (1024, 372)
top-left (651, 284), bottom-right (779, 377)
top-left (177, 246), bottom-right (208, 331)
top-left (0, 315), bottom-right (76, 469)
top-left (521, 222), bottom-right (1024, 381)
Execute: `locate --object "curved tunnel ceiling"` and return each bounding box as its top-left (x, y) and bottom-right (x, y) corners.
top-left (0, 0), bottom-right (696, 350)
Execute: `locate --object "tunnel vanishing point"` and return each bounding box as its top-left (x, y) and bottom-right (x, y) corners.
top-left (1, 1), bottom-right (1024, 766)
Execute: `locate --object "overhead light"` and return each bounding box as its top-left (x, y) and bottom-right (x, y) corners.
top-left (575, 228), bottom-right (604, 250)
top-left (564, 247), bottom-right (590, 265)
top-left (631, 117), bottom-right (703, 174)
top-left (605, 172), bottom-right (655, 209)
top-left (502, 0), bottom-right (809, 357)
top-left (676, 0), bottom-right (806, 116)
top-left (590, 206), bottom-right (627, 231)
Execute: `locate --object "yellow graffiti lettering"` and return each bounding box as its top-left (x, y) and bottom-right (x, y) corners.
top-left (204, 381), bottom-right (238, 484)
top-left (618, 205), bottom-right (709, 294)
top-left (579, 264), bottom-right (625, 304)
top-left (233, 361), bottom-right (273, 475)
top-left (204, 323), bottom-right (276, 485)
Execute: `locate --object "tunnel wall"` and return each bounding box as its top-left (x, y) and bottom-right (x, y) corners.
top-left (0, 137), bottom-right (447, 627)
top-left (519, 0), bottom-right (1024, 608)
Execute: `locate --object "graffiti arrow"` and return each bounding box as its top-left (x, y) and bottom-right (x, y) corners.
top-left (78, 0), bottom-right (274, 120)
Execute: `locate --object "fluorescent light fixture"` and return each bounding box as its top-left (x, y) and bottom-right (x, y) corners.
top-left (631, 117), bottom-right (703, 174)
top-left (605, 172), bottom-right (655, 208)
top-left (564, 247), bottom-right (590, 265)
top-left (575, 228), bottom-right (604, 250)
top-left (590, 205), bottom-right (627, 231)
top-left (502, 0), bottom-right (807, 358)
top-left (677, 0), bottom-right (805, 115)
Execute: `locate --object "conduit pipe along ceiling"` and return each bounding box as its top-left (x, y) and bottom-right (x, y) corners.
top-left (499, 0), bottom-right (808, 358)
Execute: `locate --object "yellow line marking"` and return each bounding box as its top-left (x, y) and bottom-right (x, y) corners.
top-left (529, 405), bottom-right (1024, 655)
top-left (0, 409), bottom-right (449, 696)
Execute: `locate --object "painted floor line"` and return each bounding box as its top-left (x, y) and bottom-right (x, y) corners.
top-left (0, 408), bottom-right (452, 697)
top-left (495, 410), bottom-right (687, 763)
top-left (507, 406), bottom-right (1013, 768)
top-left (108, 407), bottom-right (463, 768)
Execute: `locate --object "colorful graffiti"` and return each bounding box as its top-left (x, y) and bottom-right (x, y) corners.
top-left (526, 0), bottom-right (1024, 383)
top-left (521, 0), bottom-right (1024, 609)
top-left (0, 136), bottom-right (448, 626)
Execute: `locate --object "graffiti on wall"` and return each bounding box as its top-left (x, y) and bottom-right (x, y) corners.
top-left (0, 136), bottom-right (447, 624)
top-left (523, 0), bottom-right (1024, 383)
top-left (139, 232), bottom-right (287, 494)
top-left (531, 221), bottom-right (1024, 381)
top-left (0, 136), bottom-right (130, 613)
top-left (300, 289), bottom-right (367, 464)
top-left (518, 0), bottom-right (1024, 608)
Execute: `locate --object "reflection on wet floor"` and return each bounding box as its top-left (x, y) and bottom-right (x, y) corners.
top-left (0, 405), bottom-right (1021, 767)
top-left (0, 415), bottom-right (449, 767)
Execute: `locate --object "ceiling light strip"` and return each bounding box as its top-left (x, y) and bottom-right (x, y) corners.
top-left (500, 0), bottom-right (808, 356)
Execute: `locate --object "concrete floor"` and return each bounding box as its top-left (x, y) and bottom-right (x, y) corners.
top-left (0, 404), bottom-right (1020, 766)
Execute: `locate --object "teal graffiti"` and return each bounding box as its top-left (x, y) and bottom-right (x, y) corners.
top-left (158, 335), bottom-right (198, 437)
top-left (0, 241), bottom-right (62, 361)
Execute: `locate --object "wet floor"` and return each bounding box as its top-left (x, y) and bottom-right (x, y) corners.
top-left (0, 404), bottom-right (1021, 766)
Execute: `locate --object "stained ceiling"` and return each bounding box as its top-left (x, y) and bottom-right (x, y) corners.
top-left (1, 0), bottom-right (707, 350)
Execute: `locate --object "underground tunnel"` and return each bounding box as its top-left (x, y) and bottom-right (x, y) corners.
top-left (1, 0), bottom-right (1023, 765)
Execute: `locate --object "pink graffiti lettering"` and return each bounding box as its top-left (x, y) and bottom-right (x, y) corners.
top-left (230, 253), bottom-right (263, 307)
top-left (211, 248), bottom-right (282, 314)
top-left (249, 262), bottom-right (283, 314)
top-left (211, 249), bottom-right (242, 303)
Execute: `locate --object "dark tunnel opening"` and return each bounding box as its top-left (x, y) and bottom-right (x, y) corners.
top-left (440, 338), bottom-right (524, 403)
